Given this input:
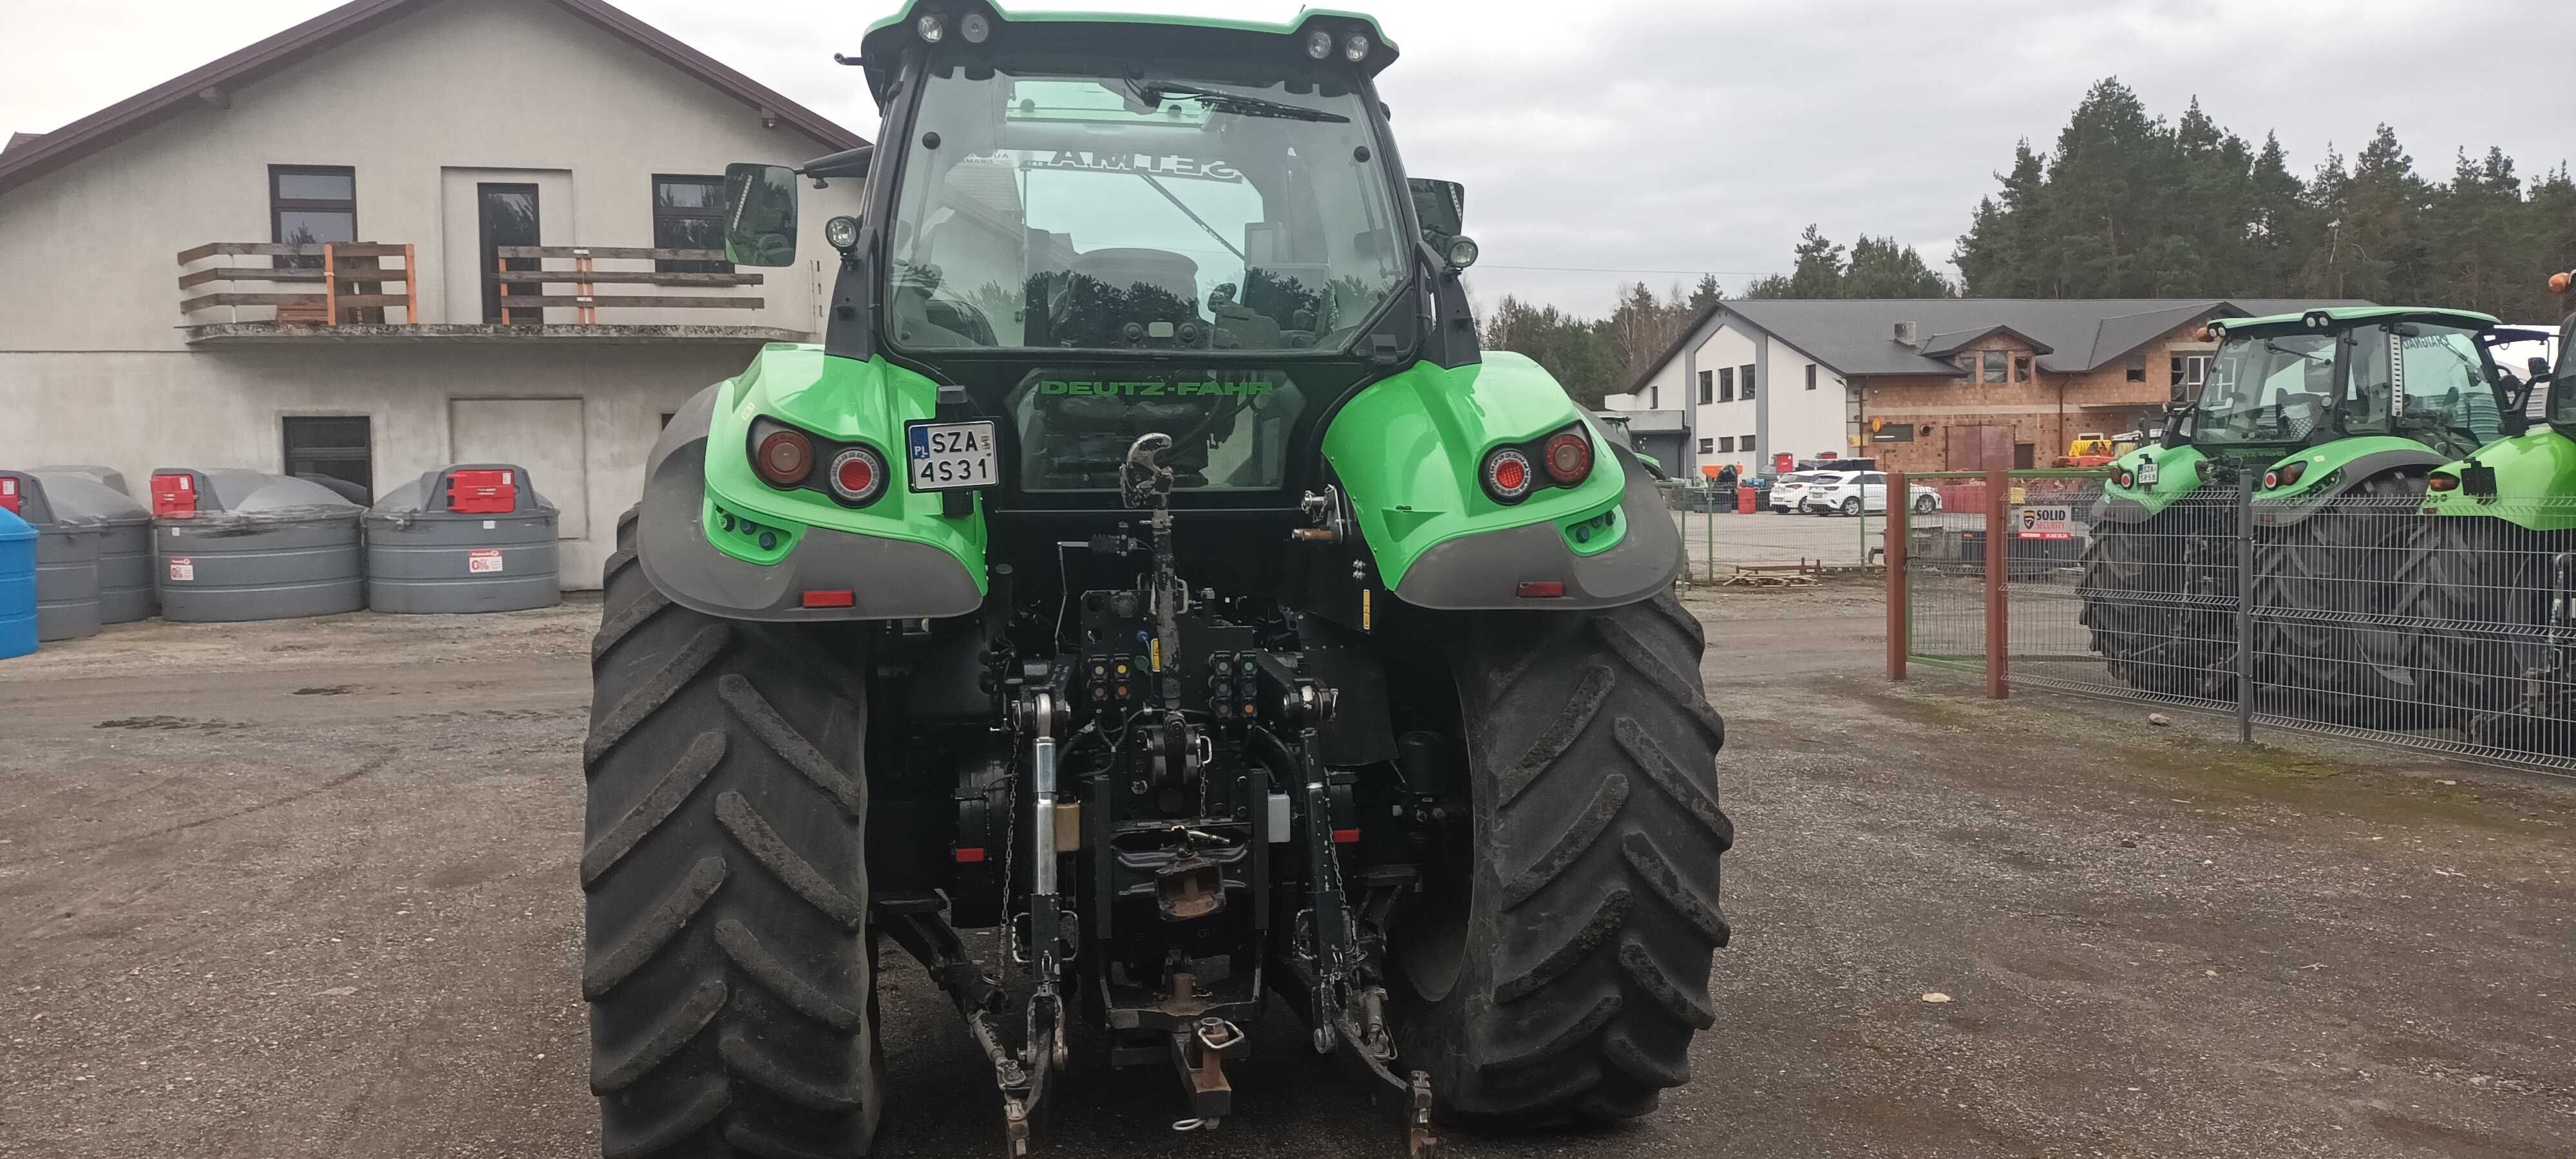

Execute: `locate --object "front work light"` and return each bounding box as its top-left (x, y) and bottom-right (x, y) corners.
top-left (1444, 235), bottom-right (1481, 270)
top-left (1343, 33), bottom-right (1372, 62)
top-left (824, 215), bottom-right (861, 253)
top-left (959, 12), bottom-right (991, 43)
top-left (915, 13), bottom-right (945, 42)
top-left (1304, 29), bottom-right (1334, 59)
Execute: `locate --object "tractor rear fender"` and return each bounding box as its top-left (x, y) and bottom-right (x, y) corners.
top-left (2092, 444), bottom-right (2209, 525)
top-left (2421, 428), bottom-right (2576, 532)
top-left (634, 347), bottom-right (988, 622)
top-left (2248, 437), bottom-right (2448, 529)
top-left (1321, 353), bottom-right (1681, 610)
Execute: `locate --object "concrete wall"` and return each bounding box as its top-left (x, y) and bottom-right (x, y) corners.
top-left (0, 0), bottom-right (869, 590)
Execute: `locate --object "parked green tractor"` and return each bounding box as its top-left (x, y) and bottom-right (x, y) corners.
top-left (2409, 274), bottom-right (2575, 747)
top-left (2079, 307), bottom-right (2537, 711)
top-left (580, 5), bottom-right (1732, 1158)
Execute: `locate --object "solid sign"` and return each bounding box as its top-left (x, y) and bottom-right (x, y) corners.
top-left (468, 549), bottom-right (505, 574)
top-left (2017, 505), bottom-right (2073, 540)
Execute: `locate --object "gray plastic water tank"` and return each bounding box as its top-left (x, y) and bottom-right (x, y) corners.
top-left (31, 467), bottom-right (155, 623)
top-left (151, 468), bottom-right (365, 623)
top-left (365, 464), bottom-right (561, 614)
top-left (0, 471), bottom-right (102, 641)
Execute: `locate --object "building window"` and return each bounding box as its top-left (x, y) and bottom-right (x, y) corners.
top-left (1742, 433), bottom-right (1757, 451)
top-left (1805, 365), bottom-right (1819, 391)
top-left (1697, 370), bottom-right (1714, 404)
top-left (283, 416), bottom-right (373, 502)
top-left (2126, 354), bottom-right (2148, 382)
top-left (1645, 385), bottom-right (1658, 409)
top-left (1983, 351), bottom-right (2009, 382)
top-left (1715, 367), bottom-right (1732, 402)
top-left (1870, 422), bottom-right (1915, 444)
top-left (270, 165), bottom-right (355, 269)
top-left (652, 174), bottom-right (733, 274)
top-left (2171, 354), bottom-right (2213, 390)
top-left (1718, 436), bottom-right (1735, 452)
top-left (2012, 442), bottom-right (2036, 469)
top-left (1741, 364), bottom-right (1756, 399)
top-left (2014, 355), bottom-right (2032, 382)
top-left (1698, 437), bottom-right (1714, 454)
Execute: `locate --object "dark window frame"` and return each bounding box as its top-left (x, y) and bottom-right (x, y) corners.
top-left (1742, 433), bottom-right (1757, 451)
top-left (652, 173), bottom-right (735, 275)
top-left (1805, 365), bottom-right (1819, 391)
top-left (1718, 366), bottom-right (1734, 402)
top-left (1697, 369), bottom-right (1713, 405)
top-left (1982, 350), bottom-right (2010, 383)
top-left (1698, 437), bottom-right (1714, 454)
top-left (281, 415), bottom-right (374, 502)
top-left (2014, 355), bottom-right (2032, 382)
top-left (1718, 436), bottom-right (1735, 453)
top-left (269, 164), bottom-right (357, 270)
top-left (1740, 363), bottom-right (1756, 399)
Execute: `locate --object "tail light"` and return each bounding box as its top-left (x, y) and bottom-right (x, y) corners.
top-left (828, 446), bottom-right (886, 505)
top-left (754, 428), bottom-right (814, 487)
top-left (1482, 447), bottom-right (1536, 504)
top-left (2427, 475), bottom-right (2459, 492)
top-left (2266, 461), bottom-right (2307, 490)
top-left (1542, 429), bottom-right (1593, 485)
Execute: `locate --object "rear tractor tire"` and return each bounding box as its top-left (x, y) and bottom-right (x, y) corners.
top-left (2076, 511), bottom-right (2234, 697)
top-left (1387, 590), bottom-right (1733, 1125)
top-left (2406, 516), bottom-right (2576, 752)
top-left (2251, 476), bottom-right (2435, 725)
top-left (583, 508), bottom-right (885, 1159)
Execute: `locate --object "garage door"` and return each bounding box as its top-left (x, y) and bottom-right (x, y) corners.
top-left (450, 399), bottom-right (589, 540)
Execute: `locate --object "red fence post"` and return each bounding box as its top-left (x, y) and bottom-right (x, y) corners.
top-left (1886, 469), bottom-right (1908, 681)
top-left (1984, 467), bottom-right (2010, 699)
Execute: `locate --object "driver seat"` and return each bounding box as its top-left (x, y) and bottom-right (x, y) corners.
top-left (1072, 248), bottom-right (1200, 309)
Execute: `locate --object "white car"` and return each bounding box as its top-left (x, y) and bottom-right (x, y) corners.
top-left (1767, 471), bottom-right (1826, 513)
top-left (1801, 471), bottom-right (1941, 516)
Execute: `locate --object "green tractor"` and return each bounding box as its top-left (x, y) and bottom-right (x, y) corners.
top-left (582, 5), bottom-right (1732, 1157)
top-left (2409, 275), bottom-right (2575, 747)
top-left (2080, 307), bottom-right (2535, 711)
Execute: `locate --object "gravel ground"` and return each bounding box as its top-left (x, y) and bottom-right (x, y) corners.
top-left (3, 588), bottom-right (2571, 1158)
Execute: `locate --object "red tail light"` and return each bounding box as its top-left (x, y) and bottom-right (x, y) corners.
top-left (1482, 447), bottom-right (1536, 504)
top-left (755, 429), bottom-right (814, 487)
top-left (1516, 580), bottom-right (1566, 598)
top-left (1542, 430), bottom-right (1593, 485)
top-left (828, 446), bottom-right (886, 505)
top-left (2427, 475), bottom-right (2459, 492)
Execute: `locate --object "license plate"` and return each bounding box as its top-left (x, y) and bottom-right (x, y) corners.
top-left (905, 420), bottom-right (999, 493)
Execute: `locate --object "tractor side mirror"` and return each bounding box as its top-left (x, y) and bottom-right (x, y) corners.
top-left (2532, 356), bottom-right (2556, 384)
top-left (721, 163), bottom-right (800, 268)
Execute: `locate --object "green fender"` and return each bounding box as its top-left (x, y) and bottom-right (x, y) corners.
top-left (635, 345), bottom-right (989, 621)
top-left (2248, 436), bottom-right (2450, 527)
top-left (1320, 353), bottom-right (1681, 609)
top-left (2093, 444), bottom-right (2210, 523)
top-left (2423, 429), bottom-right (2576, 531)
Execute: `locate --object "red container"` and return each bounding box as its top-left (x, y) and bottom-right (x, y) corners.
top-left (445, 469), bottom-right (517, 514)
top-left (151, 472), bottom-right (198, 518)
top-left (1736, 485), bottom-right (1756, 514)
top-left (0, 476), bottom-right (17, 514)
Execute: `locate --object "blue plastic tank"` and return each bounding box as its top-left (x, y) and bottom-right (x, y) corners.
top-left (0, 506), bottom-right (35, 659)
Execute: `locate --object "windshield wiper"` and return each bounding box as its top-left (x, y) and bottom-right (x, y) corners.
top-left (1129, 79), bottom-right (1349, 124)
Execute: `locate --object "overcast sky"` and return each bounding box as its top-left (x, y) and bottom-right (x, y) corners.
top-left (6, 0), bottom-right (2571, 316)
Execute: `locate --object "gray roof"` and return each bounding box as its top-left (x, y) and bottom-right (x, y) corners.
top-left (1631, 297), bottom-right (2372, 390)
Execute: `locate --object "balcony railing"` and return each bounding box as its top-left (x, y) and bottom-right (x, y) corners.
top-left (176, 243), bottom-right (770, 332)
top-left (491, 245), bottom-right (766, 325)
top-left (176, 242), bottom-right (420, 324)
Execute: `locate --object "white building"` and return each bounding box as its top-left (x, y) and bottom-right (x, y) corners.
top-left (1602, 304), bottom-right (1847, 480)
top-left (0, 0), bottom-right (867, 587)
